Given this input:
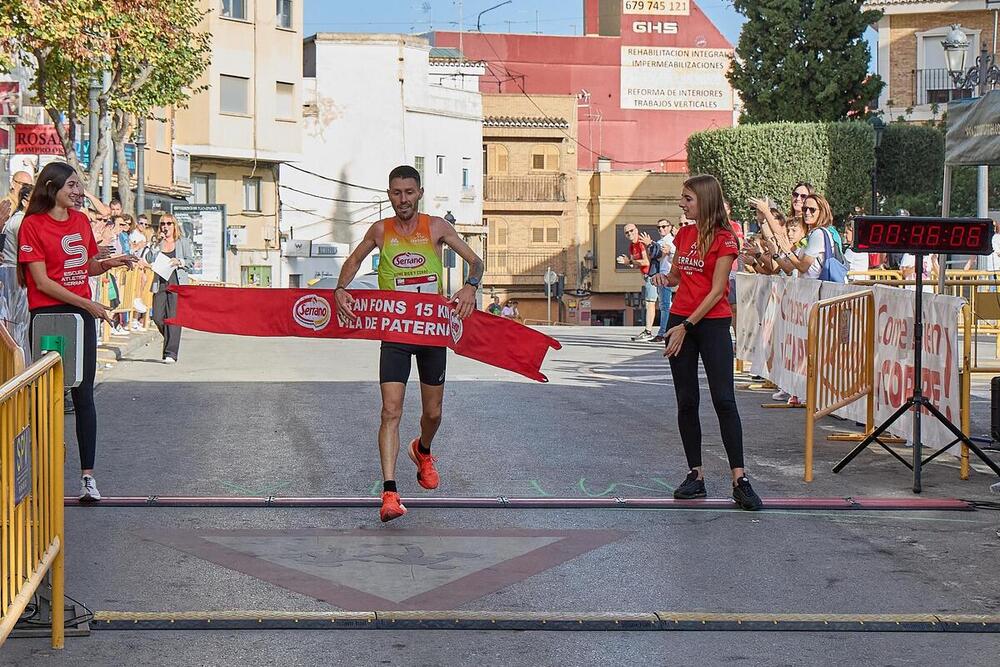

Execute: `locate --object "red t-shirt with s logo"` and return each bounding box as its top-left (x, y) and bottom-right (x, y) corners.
top-left (669, 223), bottom-right (739, 320)
top-left (18, 209), bottom-right (99, 310)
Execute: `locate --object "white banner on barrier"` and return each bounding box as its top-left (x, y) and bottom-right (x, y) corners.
top-left (736, 274), bottom-right (965, 448)
top-left (769, 279), bottom-right (822, 399)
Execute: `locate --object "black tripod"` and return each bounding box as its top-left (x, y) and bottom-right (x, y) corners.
top-left (833, 253), bottom-right (1000, 492)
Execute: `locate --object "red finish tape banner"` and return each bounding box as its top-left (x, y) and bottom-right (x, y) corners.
top-left (167, 286), bottom-right (562, 382)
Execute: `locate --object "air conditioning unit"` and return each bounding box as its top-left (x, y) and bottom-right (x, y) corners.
top-left (282, 239), bottom-right (311, 257)
top-left (310, 242), bottom-right (349, 258)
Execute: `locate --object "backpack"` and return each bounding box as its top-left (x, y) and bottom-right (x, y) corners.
top-left (818, 227), bottom-right (849, 283)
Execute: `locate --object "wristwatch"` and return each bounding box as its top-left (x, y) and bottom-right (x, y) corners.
top-left (464, 276), bottom-right (480, 289)
top-left (682, 320), bottom-right (694, 332)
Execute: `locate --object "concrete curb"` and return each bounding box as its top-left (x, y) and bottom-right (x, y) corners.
top-left (97, 329), bottom-right (158, 367)
top-left (88, 610), bottom-right (1000, 633)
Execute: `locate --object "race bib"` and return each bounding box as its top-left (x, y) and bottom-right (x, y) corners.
top-left (394, 274), bottom-right (439, 293)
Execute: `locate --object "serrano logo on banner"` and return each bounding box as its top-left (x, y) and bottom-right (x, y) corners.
top-left (293, 295), bottom-right (332, 331)
top-left (450, 310), bottom-right (464, 344)
top-left (393, 252), bottom-right (426, 269)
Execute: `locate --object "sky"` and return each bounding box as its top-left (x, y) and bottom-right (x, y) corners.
top-left (303, 0), bottom-right (747, 46)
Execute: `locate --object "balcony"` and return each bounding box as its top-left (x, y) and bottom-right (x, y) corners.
top-left (484, 175), bottom-right (566, 203)
top-left (912, 68), bottom-right (974, 106)
top-left (485, 249), bottom-right (568, 284)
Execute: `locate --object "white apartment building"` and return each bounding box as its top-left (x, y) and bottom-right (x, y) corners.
top-left (279, 34), bottom-right (485, 290)
top-left (172, 0), bottom-right (303, 287)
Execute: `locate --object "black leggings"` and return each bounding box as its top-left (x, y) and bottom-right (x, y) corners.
top-left (666, 314), bottom-right (744, 470)
top-left (30, 305), bottom-right (98, 470)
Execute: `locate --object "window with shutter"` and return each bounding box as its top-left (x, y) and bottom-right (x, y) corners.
top-left (486, 144), bottom-right (509, 174)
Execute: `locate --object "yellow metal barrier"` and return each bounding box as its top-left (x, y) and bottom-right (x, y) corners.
top-left (0, 353), bottom-right (64, 649)
top-left (804, 291), bottom-right (875, 482)
top-left (0, 323), bottom-right (26, 384)
top-left (98, 267), bottom-right (155, 343)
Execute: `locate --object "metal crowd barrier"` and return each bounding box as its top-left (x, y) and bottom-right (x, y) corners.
top-left (804, 291), bottom-right (876, 482)
top-left (852, 270), bottom-right (1000, 369)
top-left (97, 267), bottom-right (155, 343)
top-left (0, 352), bottom-right (65, 649)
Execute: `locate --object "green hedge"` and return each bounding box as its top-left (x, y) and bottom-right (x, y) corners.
top-left (878, 123), bottom-right (1000, 217)
top-left (686, 121), bottom-right (874, 223)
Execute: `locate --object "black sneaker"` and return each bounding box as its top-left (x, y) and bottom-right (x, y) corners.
top-left (673, 470), bottom-right (707, 499)
top-left (733, 476), bottom-right (763, 511)
top-left (632, 330), bottom-right (653, 342)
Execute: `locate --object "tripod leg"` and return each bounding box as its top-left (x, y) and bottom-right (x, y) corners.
top-left (923, 401), bottom-right (1000, 477)
top-left (922, 438), bottom-right (961, 466)
top-left (833, 399), bottom-right (914, 473)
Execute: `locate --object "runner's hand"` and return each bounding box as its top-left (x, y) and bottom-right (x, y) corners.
top-left (335, 287), bottom-right (356, 321)
top-left (451, 284), bottom-right (476, 319)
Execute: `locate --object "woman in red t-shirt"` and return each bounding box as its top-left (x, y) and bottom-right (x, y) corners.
top-left (18, 162), bottom-right (137, 502)
top-left (652, 174), bottom-right (762, 511)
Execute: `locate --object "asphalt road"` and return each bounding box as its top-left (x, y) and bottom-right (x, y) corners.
top-left (4, 326), bottom-right (1000, 666)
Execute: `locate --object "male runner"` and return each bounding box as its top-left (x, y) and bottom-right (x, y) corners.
top-left (334, 165), bottom-right (484, 522)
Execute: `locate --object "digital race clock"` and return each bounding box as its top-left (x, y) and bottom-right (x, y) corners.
top-left (852, 216), bottom-right (993, 255)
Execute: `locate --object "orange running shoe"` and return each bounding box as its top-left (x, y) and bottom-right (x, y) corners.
top-left (407, 437), bottom-right (440, 489)
top-left (380, 491), bottom-right (407, 522)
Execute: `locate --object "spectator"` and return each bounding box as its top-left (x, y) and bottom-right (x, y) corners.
top-left (148, 214), bottom-right (194, 363)
top-left (789, 181), bottom-right (815, 228)
top-left (1, 170), bottom-right (34, 264)
top-left (109, 198), bottom-right (123, 218)
top-left (19, 162), bottom-right (136, 501)
top-left (501, 300), bottom-right (514, 318)
top-left (616, 223), bottom-right (656, 341)
top-left (900, 252), bottom-right (938, 291)
top-left (768, 193), bottom-right (841, 405)
top-left (486, 295), bottom-right (502, 316)
top-left (979, 219), bottom-right (1000, 275)
top-left (0, 171), bottom-right (33, 359)
top-left (646, 219), bottom-right (675, 343)
top-left (843, 220), bottom-right (870, 279)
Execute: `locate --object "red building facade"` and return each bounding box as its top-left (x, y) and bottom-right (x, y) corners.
top-left (433, 0), bottom-right (734, 172)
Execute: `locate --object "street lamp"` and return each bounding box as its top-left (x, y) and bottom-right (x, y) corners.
top-left (869, 115), bottom-right (885, 215)
top-left (942, 24), bottom-right (1000, 95)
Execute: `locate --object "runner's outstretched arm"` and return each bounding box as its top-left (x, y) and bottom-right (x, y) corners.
top-left (334, 225), bottom-right (379, 320)
top-left (435, 219), bottom-right (483, 319)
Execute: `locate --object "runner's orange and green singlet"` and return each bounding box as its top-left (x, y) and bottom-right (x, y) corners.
top-left (377, 213), bottom-right (444, 294)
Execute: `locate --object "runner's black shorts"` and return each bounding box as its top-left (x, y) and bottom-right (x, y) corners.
top-left (379, 342), bottom-right (447, 386)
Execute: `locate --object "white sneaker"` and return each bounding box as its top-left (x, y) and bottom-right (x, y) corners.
top-left (130, 321), bottom-right (142, 331)
top-left (772, 390), bottom-right (790, 401)
top-left (163, 357), bottom-right (176, 364)
top-left (112, 326), bottom-right (128, 336)
top-left (79, 475), bottom-right (102, 502)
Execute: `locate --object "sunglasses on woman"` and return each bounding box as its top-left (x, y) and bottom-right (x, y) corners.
top-left (803, 206), bottom-right (819, 213)
top-left (792, 192), bottom-right (810, 200)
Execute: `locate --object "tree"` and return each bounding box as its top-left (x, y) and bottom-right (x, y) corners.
top-left (106, 0), bottom-right (210, 215)
top-left (1, 0), bottom-right (209, 205)
top-left (728, 0), bottom-right (884, 123)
